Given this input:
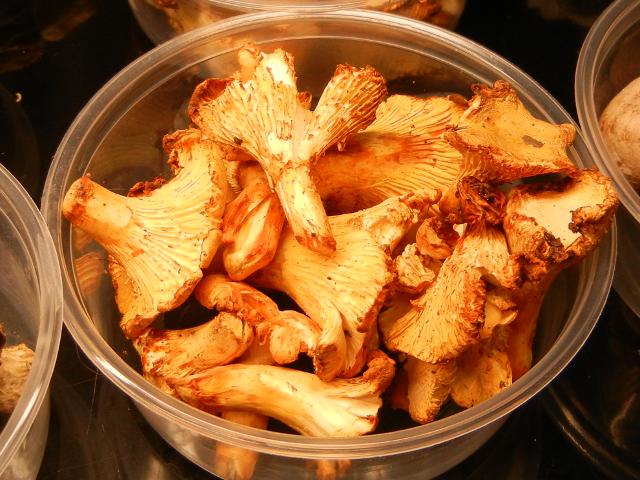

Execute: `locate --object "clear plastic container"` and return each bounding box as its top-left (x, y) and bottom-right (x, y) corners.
top-left (0, 164), bottom-right (63, 479)
top-left (575, 0), bottom-right (640, 319)
top-left (42, 10), bottom-right (616, 479)
top-left (128, 0), bottom-right (467, 44)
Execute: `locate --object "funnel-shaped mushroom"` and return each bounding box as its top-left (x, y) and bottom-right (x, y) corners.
top-left (503, 169), bottom-right (618, 379)
top-left (251, 190), bottom-right (440, 380)
top-left (0, 344), bottom-right (34, 414)
top-left (222, 163), bottom-right (285, 280)
top-left (133, 312), bottom-right (254, 395)
top-left (450, 328), bottom-right (512, 408)
top-left (170, 350), bottom-right (395, 437)
top-left (444, 80), bottom-right (577, 183)
top-left (313, 95), bottom-right (465, 213)
top-left (195, 274), bottom-right (324, 368)
top-left (62, 129), bottom-right (228, 338)
top-left (189, 47), bottom-right (387, 254)
top-left (394, 356), bottom-right (457, 424)
top-left (381, 180), bottom-right (522, 363)
top-left (214, 340), bottom-right (272, 480)
top-left (391, 243), bottom-right (438, 295)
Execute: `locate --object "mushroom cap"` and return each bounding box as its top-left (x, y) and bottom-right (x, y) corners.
top-left (600, 76), bottom-right (640, 186)
top-left (381, 254), bottom-right (486, 363)
top-left (404, 356), bottom-right (457, 424)
top-left (450, 328), bottom-right (512, 409)
top-left (62, 128), bottom-right (229, 338)
top-left (382, 221), bottom-right (521, 364)
top-left (314, 95), bottom-right (464, 214)
top-left (504, 168), bottom-right (619, 278)
top-left (133, 311), bottom-right (254, 387)
top-left (445, 80), bottom-right (577, 183)
top-left (189, 47), bottom-right (387, 254)
top-left (251, 190), bottom-right (439, 380)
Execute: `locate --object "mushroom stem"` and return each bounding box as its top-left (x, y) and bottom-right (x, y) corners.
top-left (275, 166), bottom-right (335, 255)
top-left (63, 178), bottom-right (132, 247)
top-left (215, 411), bottom-right (268, 480)
top-left (171, 351), bottom-right (395, 437)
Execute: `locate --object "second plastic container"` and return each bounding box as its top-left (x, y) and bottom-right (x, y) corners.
top-left (0, 164), bottom-right (63, 479)
top-left (576, 0), bottom-right (640, 319)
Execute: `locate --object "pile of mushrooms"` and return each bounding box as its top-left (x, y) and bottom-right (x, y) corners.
top-left (62, 46), bottom-right (618, 479)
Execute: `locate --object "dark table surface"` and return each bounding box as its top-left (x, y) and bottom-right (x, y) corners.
top-left (1, 0), bottom-right (639, 478)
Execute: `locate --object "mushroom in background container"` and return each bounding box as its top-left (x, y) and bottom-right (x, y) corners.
top-left (43, 10), bottom-right (617, 480)
top-left (0, 164), bottom-right (63, 480)
top-left (576, 0), bottom-right (640, 320)
top-left (128, 0), bottom-right (467, 44)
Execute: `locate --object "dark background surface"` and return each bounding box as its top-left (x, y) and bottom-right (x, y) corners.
top-left (1, 0), bottom-right (638, 478)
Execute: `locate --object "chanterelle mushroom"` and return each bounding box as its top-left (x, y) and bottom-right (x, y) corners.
top-left (195, 274), bottom-right (323, 368)
top-left (391, 243), bottom-right (438, 295)
top-left (189, 47), bottom-right (387, 254)
top-left (394, 356), bottom-right (457, 424)
top-left (214, 341), bottom-right (272, 480)
top-left (0, 343), bottom-right (34, 414)
top-left (503, 169), bottom-right (618, 379)
top-left (170, 350), bottom-right (396, 437)
top-left (445, 80), bottom-right (576, 183)
top-left (251, 190), bottom-right (440, 380)
top-left (62, 128), bottom-right (228, 338)
top-left (133, 311), bottom-right (254, 395)
top-left (313, 94), bottom-right (465, 214)
top-left (450, 327), bottom-right (512, 408)
top-left (381, 179), bottom-right (522, 363)
top-left (221, 162), bottom-right (285, 280)
top-left (216, 410), bottom-right (268, 480)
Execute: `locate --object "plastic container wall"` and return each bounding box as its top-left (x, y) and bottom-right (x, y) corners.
top-left (128, 0), bottom-right (467, 44)
top-left (575, 0), bottom-right (640, 318)
top-left (0, 164), bottom-right (63, 479)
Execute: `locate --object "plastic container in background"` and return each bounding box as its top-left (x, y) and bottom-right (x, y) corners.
top-left (0, 164), bottom-right (63, 479)
top-left (576, 0), bottom-right (640, 319)
top-left (128, 0), bottom-right (467, 44)
top-left (42, 10), bottom-right (615, 480)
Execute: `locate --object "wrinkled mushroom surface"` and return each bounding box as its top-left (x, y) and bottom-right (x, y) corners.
top-left (171, 351), bottom-right (395, 437)
top-left (503, 169), bottom-right (618, 379)
top-left (314, 95), bottom-right (464, 214)
top-left (189, 47), bottom-right (387, 254)
top-left (63, 128), bottom-right (228, 338)
top-left (445, 80), bottom-right (576, 183)
top-left (0, 344), bottom-right (34, 414)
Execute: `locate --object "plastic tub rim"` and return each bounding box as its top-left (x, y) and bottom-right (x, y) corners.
top-left (575, 0), bottom-right (640, 223)
top-left (0, 163), bottom-right (63, 475)
top-left (202, 0), bottom-right (367, 12)
top-left (42, 9), bottom-right (616, 459)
